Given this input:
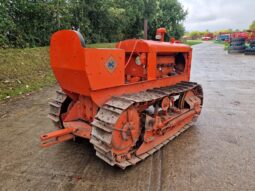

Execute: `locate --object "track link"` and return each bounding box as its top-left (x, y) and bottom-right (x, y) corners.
top-left (48, 90), bottom-right (68, 128)
top-left (90, 81), bottom-right (203, 169)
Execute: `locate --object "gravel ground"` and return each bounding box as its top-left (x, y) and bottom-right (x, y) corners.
top-left (0, 42), bottom-right (255, 191)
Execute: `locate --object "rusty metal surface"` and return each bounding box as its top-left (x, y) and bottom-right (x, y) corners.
top-left (1, 42), bottom-right (255, 190)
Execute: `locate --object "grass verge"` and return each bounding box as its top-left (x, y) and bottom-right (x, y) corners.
top-left (185, 40), bottom-right (202, 46)
top-left (214, 40), bottom-right (229, 50)
top-left (87, 43), bottom-right (116, 48)
top-left (0, 47), bottom-right (54, 101)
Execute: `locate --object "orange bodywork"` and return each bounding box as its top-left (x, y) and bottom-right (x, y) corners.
top-left (50, 30), bottom-right (192, 107)
top-left (41, 29), bottom-right (202, 169)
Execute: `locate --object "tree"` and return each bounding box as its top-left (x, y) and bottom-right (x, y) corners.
top-left (113, 0), bottom-right (144, 40)
top-left (250, 20), bottom-right (255, 30)
top-left (143, 0), bottom-right (157, 39)
top-left (0, 1), bottom-right (15, 47)
top-left (1, 0), bottom-right (67, 47)
top-left (148, 0), bottom-right (187, 40)
top-left (187, 31), bottom-right (202, 40)
top-left (0, 0), bottom-right (189, 47)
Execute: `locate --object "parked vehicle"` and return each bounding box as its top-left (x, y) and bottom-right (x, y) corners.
top-left (40, 28), bottom-right (204, 169)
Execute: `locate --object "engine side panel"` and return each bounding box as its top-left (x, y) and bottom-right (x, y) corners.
top-left (85, 48), bottom-right (125, 90)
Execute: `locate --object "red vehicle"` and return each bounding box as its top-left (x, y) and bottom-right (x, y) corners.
top-left (202, 33), bottom-right (214, 41)
top-left (231, 32), bottom-right (249, 41)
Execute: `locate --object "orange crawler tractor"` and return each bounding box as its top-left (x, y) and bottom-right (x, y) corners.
top-left (41, 28), bottom-right (203, 169)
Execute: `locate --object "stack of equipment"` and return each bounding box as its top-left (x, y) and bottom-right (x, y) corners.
top-left (245, 40), bottom-right (255, 55)
top-left (228, 38), bottom-right (246, 54)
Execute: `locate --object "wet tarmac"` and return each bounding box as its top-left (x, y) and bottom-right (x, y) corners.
top-left (0, 42), bottom-right (255, 191)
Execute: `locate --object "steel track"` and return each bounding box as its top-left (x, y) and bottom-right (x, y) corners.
top-left (48, 90), bottom-right (67, 128)
top-left (90, 81), bottom-right (203, 169)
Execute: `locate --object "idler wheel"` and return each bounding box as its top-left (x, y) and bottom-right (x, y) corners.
top-left (111, 107), bottom-right (140, 156)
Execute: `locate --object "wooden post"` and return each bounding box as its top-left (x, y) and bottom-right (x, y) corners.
top-left (144, 19), bottom-right (148, 40)
top-left (57, 0), bottom-right (60, 29)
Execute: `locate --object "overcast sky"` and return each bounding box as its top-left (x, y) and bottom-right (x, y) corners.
top-left (179, 0), bottom-right (255, 32)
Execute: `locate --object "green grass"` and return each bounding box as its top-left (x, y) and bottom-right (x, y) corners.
top-left (87, 43), bottom-right (116, 48)
top-left (185, 40), bottom-right (202, 46)
top-left (214, 40), bottom-right (230, 50)
top-left (0, 47), bottom-right (54, 100)
top-left (214, 40), bottom-right (225, 44)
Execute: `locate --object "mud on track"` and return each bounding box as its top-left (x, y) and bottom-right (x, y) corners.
top-left (1, 42), bottom-right (255, 191)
